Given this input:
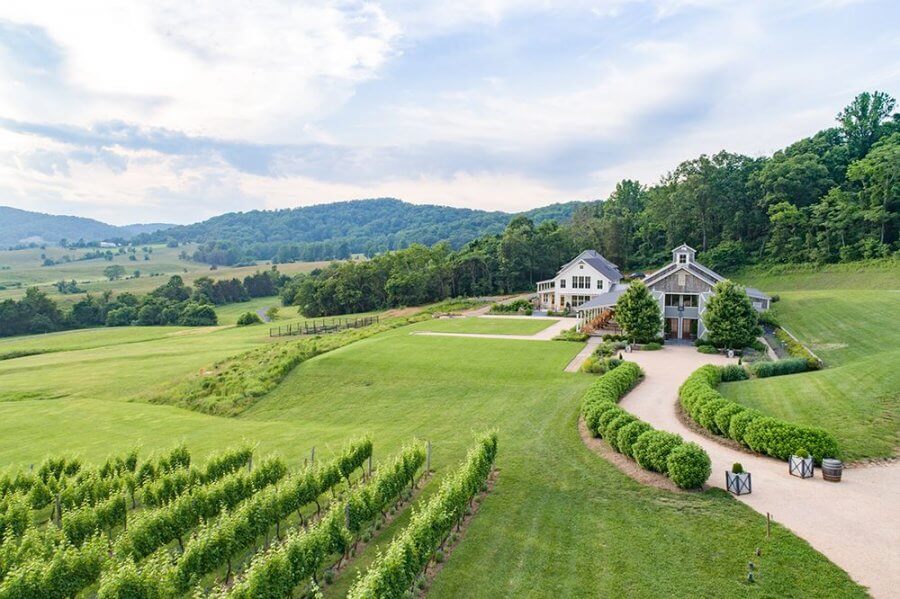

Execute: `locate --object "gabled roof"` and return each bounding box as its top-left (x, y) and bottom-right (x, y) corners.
top-left (643, 244), bottom-right (771, 301)
top-left (671, 243), bottom-right (696, 254)
top-left (557, 250), bottom-right (623, 282)
top-left (575, 283), bottom-right (628, 310)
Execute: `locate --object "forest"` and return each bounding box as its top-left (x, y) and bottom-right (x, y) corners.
top-left (137, 199), bottom-right (580, 265)
top-left (284, 92), bottom-right (899, 317)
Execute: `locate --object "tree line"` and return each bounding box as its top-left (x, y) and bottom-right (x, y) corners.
top-left (283, 91), bottom-right (899, 317)
top-left (0, 269), bottom-right (287, 338)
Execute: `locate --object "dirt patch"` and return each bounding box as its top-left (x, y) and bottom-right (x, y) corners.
top-left (578, 417), bottom-right (682, 493)
top-left (383, 306), bottom-right (422, 318)
top-left (416, 468), bottom-right (499, 596)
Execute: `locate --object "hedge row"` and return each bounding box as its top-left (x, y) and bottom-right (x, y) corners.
top-left (750, 358), bottom-right (808, 378)
top-left (347, 433), bottom-right (498, 598)
top-left (224, 443), bottom-right (426, 599)
top-left (581, 362), bottom-right (711, 489)
top-left (679, 365), bottom-right (839, 463)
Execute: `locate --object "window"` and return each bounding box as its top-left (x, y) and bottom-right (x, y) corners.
top-left (560, 279), bottom-right (566, 288)
top-left (596, 279), bottom-right (603, 290)
top-left (570, 276), bottom-right (591, 289)
top-left (579, 264), bottom-right (584, 269)
top-left (678, 253), bottom-right (687, 264)
top-left (677, 273), bottom-right (686, 286)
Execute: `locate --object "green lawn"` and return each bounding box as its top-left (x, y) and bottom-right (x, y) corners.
top-left (723, 263), bottom-right (900, 461)
top-left (0, 321), bottom-right (864, 597)
top-left (416, 316), bottom-right (558, 335)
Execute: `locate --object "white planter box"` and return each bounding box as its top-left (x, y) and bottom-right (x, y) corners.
top-left (726, 471), bottom-right (751, 495)
top-left (789, 456), bottom-right (814, 479)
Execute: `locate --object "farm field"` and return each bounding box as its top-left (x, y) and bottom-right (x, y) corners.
top-left (0, 319), bottom-right (865, 597)
top-left (416, 316), bottom-right (558, 335)
top-left (724, 263), bottom-right (900, 461)
top-left (0, 244), bottom-right (328, 303)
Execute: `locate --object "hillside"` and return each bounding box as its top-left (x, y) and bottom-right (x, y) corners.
top-left (137, 198), bottom-right (583, 264)
top-left (0, 206), bottom-right (171, 247)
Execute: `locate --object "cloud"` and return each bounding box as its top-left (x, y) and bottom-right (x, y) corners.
top-left (0, 0), bottom-right (898, 225)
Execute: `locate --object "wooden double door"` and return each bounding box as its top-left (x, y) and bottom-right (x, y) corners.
top-left (667, 317), bottom-right (698, 340)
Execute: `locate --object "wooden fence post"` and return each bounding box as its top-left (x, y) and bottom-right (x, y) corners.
top-left (310, 446), bottom-right (315, 466)
top-left (426, 441), bottom-right (432, 473)
top-left (766, 513), bottom-right (771, 538)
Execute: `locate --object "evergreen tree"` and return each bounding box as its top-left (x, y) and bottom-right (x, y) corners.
top-left (614, 282), bottom-right (662, 343)
top-left (702, 281), bottom-right (760, 349)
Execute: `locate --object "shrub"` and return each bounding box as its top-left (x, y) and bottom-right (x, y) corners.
top-left (237, 312), bottom-right (263, 326)
top-left (667, 443), bottom-right (711, 489)
top-left (719, 364), bottom-right (748, 382)
top-left (698, 399), bottom-right (729, 434)
top-left (728, 410), bottom-right (763, 445)
top-left (713, 403), bottom-right (745, 437)
top-left (795, 448), bottom-right (809, 459)
top-left (580, 356), bottom-right (621, 375)
top-left (605, 414), bottom-right (637, 452)
top-left (633, 430), bottom-right (683, 474)
top-left (757, 310), bottom-right (779, 327)
top-left (554, 327), bottom-right (588, 342)
top-left (616, 421), bottom-right (652, 458)
top-left (731, 463), bottom-right (744, 474)
top-left (584, 401), bottom-right (618, 437)
top-left (602, 334), bottom-right (628, 342)
top-left (751, 358), bottom-right (808, 378)
top-left (697, 345), bottom-right (718, 354)
top-left (597, 407), bottom-right (628, 439)
top-left (641, 342), bottom-right (662, 351)
top-left (743, 418), bottom-right (839, 463)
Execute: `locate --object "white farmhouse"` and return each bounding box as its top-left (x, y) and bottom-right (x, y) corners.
top-left (535, 250), bottom-right (624, 311)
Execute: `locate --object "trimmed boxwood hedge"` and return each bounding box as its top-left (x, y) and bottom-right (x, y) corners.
top-left (679, 365), bottom-right (839, 463)
top-left (580, 362), bottom-right (711, 489)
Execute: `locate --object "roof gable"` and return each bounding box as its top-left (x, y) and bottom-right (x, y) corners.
top-left (556, 250), bottom-right (622, 282)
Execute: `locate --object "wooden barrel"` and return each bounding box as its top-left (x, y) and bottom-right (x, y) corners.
top-left (821, 458), bottom-right (843, 482)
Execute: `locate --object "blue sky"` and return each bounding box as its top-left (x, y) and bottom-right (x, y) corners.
top-left (0, 0), bottom-right (898, 225)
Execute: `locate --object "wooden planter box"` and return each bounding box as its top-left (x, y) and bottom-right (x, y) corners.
top-left (726, 471), bottom-right (751, 495)
top-left (789, 456), bottom-right (814, 479)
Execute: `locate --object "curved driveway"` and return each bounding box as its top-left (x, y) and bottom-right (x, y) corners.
top-left (621, 346), bottom-right (900, 599)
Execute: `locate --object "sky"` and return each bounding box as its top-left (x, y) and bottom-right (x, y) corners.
top-left (0, 1), bottom-right (898, 225)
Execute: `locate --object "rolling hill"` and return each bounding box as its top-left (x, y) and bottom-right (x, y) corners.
top-left (0, 206), bottom-right (171, 247)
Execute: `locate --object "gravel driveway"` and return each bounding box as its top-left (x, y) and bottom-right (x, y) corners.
top-left (621, 345), bottom-right (900, 599)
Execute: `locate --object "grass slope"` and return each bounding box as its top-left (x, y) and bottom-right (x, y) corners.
top-left (416, 317), bottom-right (557, 335)
top-left (724, 263), bottom-right (900, 460)
top-left (0, 318), bottom-right (866, 596)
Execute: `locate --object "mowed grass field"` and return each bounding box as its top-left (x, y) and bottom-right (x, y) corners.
top-left (0, 244), bottom-right (328, 304)
top-left (416, 316), bottom-right (558, 335)
top-left (0, 318), bottom-right (865, 596)
top-left (726, 262), bottom-right (900, 461)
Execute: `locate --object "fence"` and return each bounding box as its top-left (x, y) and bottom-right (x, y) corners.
top-left (269, 315), bottom-right (379, 338)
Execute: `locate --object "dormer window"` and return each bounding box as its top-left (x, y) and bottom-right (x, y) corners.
top-left (678, 253), bottom-right (687, 264)
top-left (579, 264), bottom-right (584, 269)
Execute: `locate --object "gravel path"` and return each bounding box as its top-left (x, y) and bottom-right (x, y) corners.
top-left (621, 346), bottom-right (900, 599)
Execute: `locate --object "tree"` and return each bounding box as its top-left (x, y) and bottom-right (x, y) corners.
top-left (265, 306), bottom-right (279, 321)
top-left (847, 132), bottom-right (899, 246)
top-left (615, 282), bottom-right (662, 343)
top-left (103, 265), bottom-right (126, 281)
top-left (702, 281), bottom-right (759, 349)
top-left (837, 91), bottom-right (897, 158)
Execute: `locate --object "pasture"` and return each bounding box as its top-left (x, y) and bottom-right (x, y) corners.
top-left (725, 263), bottom-right (900, 461)
top-left (0, 244), bottom-right (328, 304)
top-left (0, 318), bottom-right (865, 597)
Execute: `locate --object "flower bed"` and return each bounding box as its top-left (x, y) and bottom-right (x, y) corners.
top-left (581, 363), bottom-right (711, 489)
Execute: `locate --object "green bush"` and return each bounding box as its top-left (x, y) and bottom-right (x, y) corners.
top-left (774, 329), bottom-right (821, 369)
top-left (719, 364), bottom-right (748, 382)
top-left (698, 398), bottom-right (729, 434)
top-left (731, 462), bottom-right (744, 474)
top-left (641, 342), bottom-right (662, 351)
top-left (757, 310), bottom-right (779, 327)
top-left (236, 312), bottom-right (263, 326)
top-left (751, 358), bottom-right (808, 378)
top-left (728, 410), bottom-right (763, 445)
top-left (616, 421), bottom-right (652, 458)
top-left (580, 356), bottom-right (621, 375)
top-left (554, 327), bottom-right (588, 342)
top-left (667, 443), bottom-right (711, 489)
top-left (580, 362), bottom-right (644, 436)
top-left (605, 414), bottom-right (637, 452)
top-left (713, 403), bottom-right (745, 437)
top-left (744, 418), bottom-right (839, 463)
top-left (597, 407), bottom-right (628, 439)
top-left (633, 430), bottom-right (683, 474)
top-left (697, 344), bottom-right (718, 354)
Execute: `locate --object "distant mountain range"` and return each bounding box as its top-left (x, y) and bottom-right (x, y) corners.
top-left (1, 198), bottom-right (584, 260)
top-left (0, 206), bottom-right (172, 247)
